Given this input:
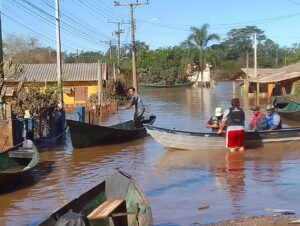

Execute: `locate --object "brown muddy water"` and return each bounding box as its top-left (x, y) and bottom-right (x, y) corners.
top-left (1, 82), bottom-right (300, 226)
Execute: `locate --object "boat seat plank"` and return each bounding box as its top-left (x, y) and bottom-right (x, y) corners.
top-left (8, 150), bottom-right (35, 158)
top-left (87, 199), bottom-right (125, 220)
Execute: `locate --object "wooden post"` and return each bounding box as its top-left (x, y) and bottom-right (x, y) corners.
top-left (232, 80), bottom-right (236, 96)
top-left (97, 61), bottom-right (103, 106)
top-left (256, 82), bottom-right (260, 106)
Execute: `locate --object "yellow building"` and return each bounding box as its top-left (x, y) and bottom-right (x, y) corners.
top-left (6, 63), bottom-right (104, 106)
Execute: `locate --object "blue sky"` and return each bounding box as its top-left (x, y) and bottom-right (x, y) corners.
top-left (1, 0), bottom-right (300, 53)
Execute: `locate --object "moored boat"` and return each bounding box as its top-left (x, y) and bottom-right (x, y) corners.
top-left (145, 125), bottom-right (300, 150)
top-left (39, 170), bottom-right (152, 226)
top-left (67, 115), bottom-right (156, 148)
top-left (273, 96), bottom-right (300, 121)
top-left (139, 81), bottom-right (194, 88)
top-left (0, 139), bottom-right (39, 190)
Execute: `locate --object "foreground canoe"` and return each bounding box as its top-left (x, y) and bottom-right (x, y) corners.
top-left (67, 115), bottom-right (156, 148)
top-left (273, 97), bottom-right (300, 121)
top-left (39, 170), bottom-right (152, 226)
top-left (145, 125), bottom-right (300, 150)
top-left (0, 139), bottom-right (39, 189)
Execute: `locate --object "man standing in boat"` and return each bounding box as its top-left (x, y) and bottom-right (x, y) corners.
top-left (122, 87), bottom-right (145, 128)
top-left (217, 98), bottom-right (245, 152)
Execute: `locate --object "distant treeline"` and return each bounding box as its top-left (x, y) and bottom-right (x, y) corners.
top-left (3, 25), bottom-right (300, 84)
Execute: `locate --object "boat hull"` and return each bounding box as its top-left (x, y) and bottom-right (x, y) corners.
top-left (39, 171), bottom-right (152, 226)
top-left (67, 116), bottom-right (156, 148)
top-left (145, 125), bottom-right (300, 150)
top-left (0, 140), bottom-right (39, 190)
top-left (139, 81), bottom-right (194, 88)
top-left (273, 97), bottom-right (300, 121)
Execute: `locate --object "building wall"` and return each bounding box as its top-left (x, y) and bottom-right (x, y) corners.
top-left (62, 81), bottom-right (97, 105)
top-left (29, 81), bottom-right (98, 105)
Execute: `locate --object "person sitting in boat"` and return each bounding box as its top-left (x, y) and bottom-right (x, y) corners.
top-left (122, 87), bottom-right (145, 128)
top-left (217, 98), bottom-right (245, 152)
top-left (266, 105), bottom-right (282, 130)
top-left (205, 107), bottom-right (223, 132)
top-left (248, 106), bottom-right (268, 131)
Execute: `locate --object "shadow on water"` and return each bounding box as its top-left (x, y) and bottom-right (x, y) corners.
top-left (0, 161), bottom-right (54, 195)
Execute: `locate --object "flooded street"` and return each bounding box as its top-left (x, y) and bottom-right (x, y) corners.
top-left (1, 82), bottom-right (300, 226)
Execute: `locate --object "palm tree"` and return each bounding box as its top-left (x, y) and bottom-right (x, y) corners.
top-left (186, 24), bottom-right (220, 84)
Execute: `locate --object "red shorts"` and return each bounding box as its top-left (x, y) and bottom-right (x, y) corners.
top-left (226, 130), bottom-right (245, 148)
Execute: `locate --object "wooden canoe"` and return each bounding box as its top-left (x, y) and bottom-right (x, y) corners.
top-left (0, 139), bottom-right (39, 189)
top-left (39, 170), bottom-right (152, 226)
top-left (139, 81), bottom-right (194, 88)
top-left (273, 97), bottom-right (300, 121)
top-left (67, 115), bottom-right (156, 148)
top-left (145, 125), bottom-right (300, 151)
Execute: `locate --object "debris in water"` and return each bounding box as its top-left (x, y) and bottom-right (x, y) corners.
top-left (265, 208), bottom-right (295, 215)
top-left (198, 205), bottom-right (209, 211)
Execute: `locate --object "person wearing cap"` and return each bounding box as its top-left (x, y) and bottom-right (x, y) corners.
top-left (266, 105), bottom-right (282, 130)
top-left (205, 107), bottom-right (223, 132)
top-left (217, 98), bottom-right (245, 152)
top-left (248, 106), bottom-right (268, 131)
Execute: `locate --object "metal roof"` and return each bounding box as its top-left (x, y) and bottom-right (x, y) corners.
top-left (7, 63), bottom-right (99, 82)
top-left (244, 62), bottom-right (300, 83)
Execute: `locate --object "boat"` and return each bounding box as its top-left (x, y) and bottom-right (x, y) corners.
top-left (145, 125), bottom-right (300, 151)
top-left (67, 115), bottom-right (156, 148)
top-left (138, 81), bottom-right (166, 88)
top-left (39, 170), bottom-right (152, 226)
top-left (0, 139), bottom-right (39, 190)
top-left (139, 81), bottom-right (194, 88)
top-left (273, 96), bottom-right (300, 121)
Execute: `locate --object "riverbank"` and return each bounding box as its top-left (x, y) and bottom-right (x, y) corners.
top-left (209, 216), bottom-right (298, 225)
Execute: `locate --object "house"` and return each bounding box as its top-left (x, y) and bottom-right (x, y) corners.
top-left (4, 63), bottom-right (106, 106)
top-left (188, 64), bottom-right (213, 87)
top-left (236, 63), bottom-right (300, 98)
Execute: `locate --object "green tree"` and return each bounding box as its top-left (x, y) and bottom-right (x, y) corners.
top-left (186, 24), bottom-right (220, 83)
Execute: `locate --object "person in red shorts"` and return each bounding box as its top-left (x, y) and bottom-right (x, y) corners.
top-left (217, 98), bottom-right (245, 152)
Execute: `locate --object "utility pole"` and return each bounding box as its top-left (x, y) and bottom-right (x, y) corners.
top-left (55, 0), bottom-right (63, 106)
top-left (109, 40), bottom-right (112, 59)
top-left (108, 20), bottom-right (125, 72)
top-left (0, 11), bottom-right (3, 81)
top-left (114, 1), bottom-right (149, 91)
top-left (254, 33), bottom-right (259, 106)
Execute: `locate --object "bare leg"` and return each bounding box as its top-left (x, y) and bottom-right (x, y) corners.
top-left (229, 148), bottom-right (236, 152)
top-left (238, 146), bottom-right (245, 151)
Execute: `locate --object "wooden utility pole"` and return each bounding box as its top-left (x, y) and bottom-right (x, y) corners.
top-left (254, 33), bottom-right (259, 106)
top-left (97, 61), bottom-right (103, 106)
top-left (55, 0), bottom-right (63, 106)
top-left (108, 21), bottom-right (125, 71)
top-left (114, 1), bottom-right (149, 91)
top-left (0, 12), bottom-right (3, 82)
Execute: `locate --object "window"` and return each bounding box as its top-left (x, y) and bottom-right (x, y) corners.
top-left (74, 87), bottom-right (88, 101)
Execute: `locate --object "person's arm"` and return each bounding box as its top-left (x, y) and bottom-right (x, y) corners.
top-left (217, 121), bottom-right (226, 134)
top-left (217, 109), bottom-right (229, 134)
top-left (122, 97), bottom-right (135, 110)
top-left (205, 117), bottom-right (217, 129)
top-left (269, 114), bottom-right (281, 130)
